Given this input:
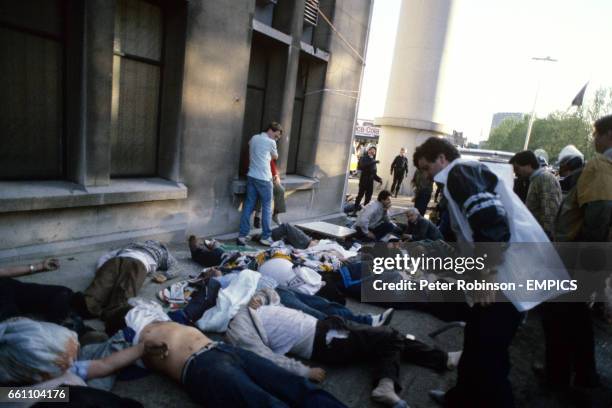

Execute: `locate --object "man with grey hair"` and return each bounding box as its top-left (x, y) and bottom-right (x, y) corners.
top-left (403, 208), bottom-right (443, 241)
top-left (0, 317), bottom-right (154, 386)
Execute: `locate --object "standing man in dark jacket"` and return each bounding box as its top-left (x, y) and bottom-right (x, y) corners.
top-left (542, 115), bottom-right (612, 393)
top-left (390, 148), bottom-right (409, 197)
top-left (355, 145), bottom-right (382, 210)
top-left (414, 137), bottom-right (523, 408)
top-left (412, 168), bottom-right (434, 215)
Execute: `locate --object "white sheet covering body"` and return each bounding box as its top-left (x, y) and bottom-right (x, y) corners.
top-left (196, 269), bottom-right (261, 332)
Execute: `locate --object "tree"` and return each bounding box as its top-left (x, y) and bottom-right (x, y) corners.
top-left (484, 86), bottom-right (612, 162)
top-left (484, 116), bottom-right (527, 152)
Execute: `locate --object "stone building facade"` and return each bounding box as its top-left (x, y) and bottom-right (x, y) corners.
top-left (0, 0), bottom-right (372, 259)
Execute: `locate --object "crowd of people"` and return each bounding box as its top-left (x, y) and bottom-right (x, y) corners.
top-left (1, 115), bottom-right (611, 407)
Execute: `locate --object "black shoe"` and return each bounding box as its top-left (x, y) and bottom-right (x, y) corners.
top-left (102, 304), bottom-right (134, 336)
top-left (253, 216), bottom-right (261, 229)
top-left (531, 362), bottom-right (568, 392)
top-left (428, 390), bottom-right (446, 405)
top-left (531, 361), bottom-right (545, 377)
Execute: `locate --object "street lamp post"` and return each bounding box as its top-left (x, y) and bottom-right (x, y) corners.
top-left (523, 56), bottom-right (558, 150)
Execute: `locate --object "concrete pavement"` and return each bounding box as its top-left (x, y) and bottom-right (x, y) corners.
top-left (2, 210), bottom-right (611, 407)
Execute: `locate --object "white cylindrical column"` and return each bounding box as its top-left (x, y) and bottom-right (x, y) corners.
top-left (375, 0), bottom-right (455, 195)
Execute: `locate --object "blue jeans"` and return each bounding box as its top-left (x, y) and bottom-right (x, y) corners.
top-left (183, 342), bottom-right (346, 408)
top-left (240, 176), bottom-right (273, 239)
top-left (277, 288), bottom-right (372, 325)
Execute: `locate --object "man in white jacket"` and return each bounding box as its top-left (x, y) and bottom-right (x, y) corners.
top-left (413, 137), bottom-right (568, 408)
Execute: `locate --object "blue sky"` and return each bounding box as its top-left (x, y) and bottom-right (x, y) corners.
top-left (358, 0), bottom-right (612, 142)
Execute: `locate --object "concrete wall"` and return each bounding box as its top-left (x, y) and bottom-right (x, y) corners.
top-left (0, 0), bottom-right (372, 259)
top-left (306, 0), bottom-right (372, 213)
top-left (179, 0), bottom-right (253, 236)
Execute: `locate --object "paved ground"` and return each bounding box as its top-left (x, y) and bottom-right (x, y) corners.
top-left (3, 181), bottom-right (611, 407)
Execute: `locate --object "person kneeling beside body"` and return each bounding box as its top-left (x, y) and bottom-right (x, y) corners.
top-left (354, 190), bottom-right (403, 242)
top-left (402, 208), bottom-right (442, 241)
top-left (227, 289), bottom-right (462, 408)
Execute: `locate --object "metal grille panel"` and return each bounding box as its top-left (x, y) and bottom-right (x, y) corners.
top-left (304, 0), bottom-right (319, 26)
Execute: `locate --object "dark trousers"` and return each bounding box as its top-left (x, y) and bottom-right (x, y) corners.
top-left (445, 303), bottom-right (522, 408)
top-left (183, 343), bottom-right (346, 408)
top-left (414, 189), bottom-right (433, 215)
top-left (271, 223), bottom-right (312, 249)
top-left (191, 247), bottom-right (225, 267)
top-left (277, 287), bottom-right (371, 325)
top-left (373, 222), bottom-right (401, 240)
top-left (0, 277), bottom-right (74, 323)
top-left (355, 179), bottom-right (374, 208)
top-left (542, 301), bottom-right (598, 387)
top-left (356, 222), bottom-right (400, 242)
top-left (391, 173), bottom-right (405, 196)
top-left (169, 279), bottom-right (222, 325)
top-left (311, 318), bottom-right (447, 388)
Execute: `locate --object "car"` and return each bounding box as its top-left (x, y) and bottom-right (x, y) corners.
top-left (458, 147), bottom-right (515, 187)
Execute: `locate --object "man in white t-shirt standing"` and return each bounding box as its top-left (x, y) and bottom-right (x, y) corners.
top-left (238, 122), bottom-right (282, 246)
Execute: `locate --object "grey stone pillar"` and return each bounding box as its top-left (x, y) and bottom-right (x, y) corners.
top-left (375, 0), bottom-right (456, 195)
top-left (277, 0), bottom-right (305, 175)
top-left (64, 0), bottom-right (115, 186)
top-left (84, 0), bottom-right (115, 186)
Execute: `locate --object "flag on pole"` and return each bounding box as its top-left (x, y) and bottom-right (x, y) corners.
top-left (571, 82), bottom-right (588, 107)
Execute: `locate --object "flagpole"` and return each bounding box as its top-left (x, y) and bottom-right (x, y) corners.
top-left (524, 82), bottom-right (540, 150)
top-left (523, 56), bottom-right (557, 150)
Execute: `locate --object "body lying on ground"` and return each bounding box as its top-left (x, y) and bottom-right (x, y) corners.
top-left (0, 316), bottom-right (345, 408)
top-left (167, 268), bottom-right (394, 329)
top-left (226, 288), bottom-right (461, 408)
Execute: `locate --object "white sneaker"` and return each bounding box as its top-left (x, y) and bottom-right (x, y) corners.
top-left (204, 239), bottom-right (220, 250)
top-left (371, 308), bottom-right (395, 327)
top-left (447, 350), bottom-right (462, 370)
top-left (157, 281), bottom-right (191, 305)
top-left (259, 237), bottom-right (274, 246)
top-left (236, 236), bottom-right (247, 246)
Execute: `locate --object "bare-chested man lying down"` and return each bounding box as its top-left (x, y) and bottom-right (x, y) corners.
top-left (138, 321), bottom-right (346, 408)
